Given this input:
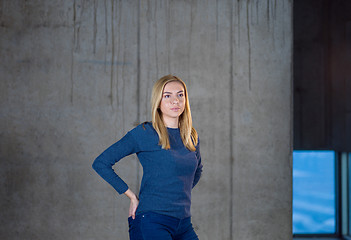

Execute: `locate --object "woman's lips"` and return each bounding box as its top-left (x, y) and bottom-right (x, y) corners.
top-left (171, 108), bottom-right (180, 111)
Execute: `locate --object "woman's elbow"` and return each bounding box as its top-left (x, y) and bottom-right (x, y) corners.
top-left (92, 158), bottom-right (101, 172)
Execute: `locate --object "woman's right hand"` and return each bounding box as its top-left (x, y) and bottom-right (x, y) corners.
top-left (124, 189), bottom-right (139, 219)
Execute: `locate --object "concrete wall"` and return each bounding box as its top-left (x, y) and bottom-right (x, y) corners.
top-left (0, 1), bottom-right (292, 239)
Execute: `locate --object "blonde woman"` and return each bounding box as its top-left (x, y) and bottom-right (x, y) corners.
top-left (92, 75), bottom-right (203, 240)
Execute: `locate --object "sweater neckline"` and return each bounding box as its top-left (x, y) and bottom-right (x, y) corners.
top-left (167, 127), bottom-right (180, 132)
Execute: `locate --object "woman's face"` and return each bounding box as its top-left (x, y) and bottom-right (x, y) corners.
top-left (160, 81), bottom-right (185, 123)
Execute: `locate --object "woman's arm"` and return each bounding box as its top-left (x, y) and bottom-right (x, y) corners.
top-left (92, 131), bottom-right (139, 194)
top-left (192, 139), bottom-right (203, 188)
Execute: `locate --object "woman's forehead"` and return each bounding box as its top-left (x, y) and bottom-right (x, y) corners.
top-left (163, 81), bottom-right (184, 92)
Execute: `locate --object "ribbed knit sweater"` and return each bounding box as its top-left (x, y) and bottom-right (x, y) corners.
top-left (92, 122), bottom-right (203, 219)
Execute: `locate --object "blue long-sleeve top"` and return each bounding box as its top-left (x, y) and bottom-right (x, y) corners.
top-left (92, 122), bottom-right (203, 219)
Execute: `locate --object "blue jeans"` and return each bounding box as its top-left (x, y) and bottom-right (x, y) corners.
top-left (128, 212), bottom-right (199, 240)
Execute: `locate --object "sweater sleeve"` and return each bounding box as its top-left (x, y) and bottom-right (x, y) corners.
top-left (92, 131), bottom-right (139, 194)
top-left (192, 138), bottom-right (203, 188)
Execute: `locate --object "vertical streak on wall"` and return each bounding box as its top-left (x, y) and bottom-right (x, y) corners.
top-left (136, 0), bottom-right (141, 193)
top-left (250, 0), bottom-right (254, 27)
top-left (281, 0), bottom-right (285, 45)
top-left (267, 0), bottom-right (270, 25)
top-left (121, 1), bottom-right (125, 131)
top-left (166, 0), bottom-right (171, 73)
top-left (216, 0), bottom-right (219, 41)
top-left (187, 0), bottom-right (195, 85)
top-left (284, 0), bottom-right (288, 45)
top-left (237, 0), bottom-right (240, 47)
top-left (154, 2), bottom-right (159, 78)
top-left (110, 0), bottom-right (114, 107)
top-left (271, 0), bottom-right (276, 48)
top-left (256, 0), bottom-right (259, 24)
top-left (104, 0), bottom-right (108, 71)
top-left (246, 0), bottom-right (252, 91)
top-left (71, 0), bottom-right (77, 104)
top-left (229, 2), bottom-right (235, 240)
top-left (75, 0), bottom-right (85, 52)
top-left (146, 1), bottom-right (151, 117)
top-left (93, 0), bottom-right (97, 55)
top-left (116, 0), bottom-right (122, 107)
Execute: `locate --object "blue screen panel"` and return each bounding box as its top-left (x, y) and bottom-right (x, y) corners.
top-left (293, 150), bottom-right (335, 234)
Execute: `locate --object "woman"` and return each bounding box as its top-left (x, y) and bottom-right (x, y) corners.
top-left (92, 75), bottom-right (203, 240)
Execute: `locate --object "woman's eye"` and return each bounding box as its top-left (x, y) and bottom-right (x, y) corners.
top-left (164, 95), bottom-right (170, 98)
top-left (178, 93), bottom-right (184, 97)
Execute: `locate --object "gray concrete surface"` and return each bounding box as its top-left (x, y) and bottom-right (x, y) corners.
top-left (0, 0), bottom-right (292, 239)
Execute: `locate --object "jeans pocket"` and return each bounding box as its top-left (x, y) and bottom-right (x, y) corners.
top-left (128, 215), bottom-right (144, 240)
top-left (128, 216), bottom-right (134, 227)
top-left (128, 215), bottom-right (142, 229)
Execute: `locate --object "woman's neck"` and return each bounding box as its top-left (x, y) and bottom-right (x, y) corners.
top-left (163, 116), bottom-right (179, 128)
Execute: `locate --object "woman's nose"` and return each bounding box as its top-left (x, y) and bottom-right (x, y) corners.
top-left (172, 97), bottom-right (179, 104)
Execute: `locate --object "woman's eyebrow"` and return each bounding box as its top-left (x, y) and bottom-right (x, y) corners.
top-left (163, 90), bottom-right (184, 94)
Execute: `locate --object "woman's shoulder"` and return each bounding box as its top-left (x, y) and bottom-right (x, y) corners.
top-left (129, 121), bottom-right (157, 137)
top-left (128, 121), bottom-right (160, 149)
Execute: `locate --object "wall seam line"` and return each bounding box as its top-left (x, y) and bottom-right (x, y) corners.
top-left (230, 0), bottom-right (234, 239)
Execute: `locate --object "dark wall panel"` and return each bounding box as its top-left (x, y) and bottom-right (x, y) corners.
top-left (294, 0), bottom-right (351, 151)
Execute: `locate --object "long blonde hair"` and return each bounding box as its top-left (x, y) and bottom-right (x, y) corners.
top-left (151, 75), bottom-right (198, 151)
